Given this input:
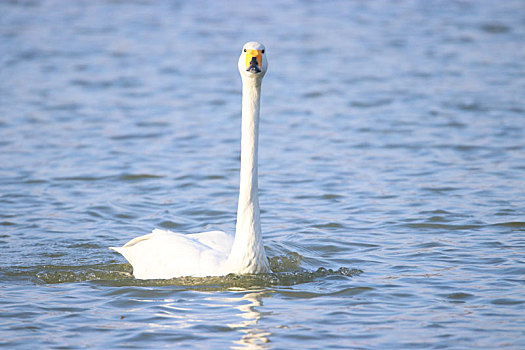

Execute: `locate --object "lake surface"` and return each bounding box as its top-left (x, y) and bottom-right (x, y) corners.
top-left (1, 0), bottom-right (524, 348)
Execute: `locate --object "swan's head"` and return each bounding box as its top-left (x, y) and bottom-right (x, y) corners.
top-left (238, 42), bottom-right (267, 79)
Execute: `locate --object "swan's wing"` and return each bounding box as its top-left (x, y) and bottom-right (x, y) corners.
top-left (187, 230), bottom-right (234, 256)
top-left (110, 229), bottom-right (233, 279)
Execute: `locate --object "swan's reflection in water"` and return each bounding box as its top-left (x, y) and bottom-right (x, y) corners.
top-left (225, 290), bottom-right (272, 349)
top-left (138, 287), bottom-right (273, 347)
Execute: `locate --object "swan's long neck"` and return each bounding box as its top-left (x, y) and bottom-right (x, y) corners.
top-left (226, 76), bottom-right (270, 274)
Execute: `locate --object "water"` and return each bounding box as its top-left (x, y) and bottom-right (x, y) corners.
top-left (1, 0), bottom-right (524, 348)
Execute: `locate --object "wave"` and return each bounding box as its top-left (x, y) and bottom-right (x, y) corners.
top-left (21, 253), bottom-right (362, 288)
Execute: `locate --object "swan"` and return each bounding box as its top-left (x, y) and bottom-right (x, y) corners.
top-left (110, 42), bottom-right (271, 279)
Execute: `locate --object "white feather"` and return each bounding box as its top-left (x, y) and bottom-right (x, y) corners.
top-left (110, 42), bottom-right (271, 279)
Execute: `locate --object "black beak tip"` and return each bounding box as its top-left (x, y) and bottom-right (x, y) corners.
top-left (247, 56), bottom-right (261, 73)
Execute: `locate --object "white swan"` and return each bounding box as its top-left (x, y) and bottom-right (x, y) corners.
top-left (110, 42), bottom-right (271, 279)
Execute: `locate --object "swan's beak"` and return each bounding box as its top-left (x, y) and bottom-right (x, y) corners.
top-left (245, 49), bottom-right (262, 73)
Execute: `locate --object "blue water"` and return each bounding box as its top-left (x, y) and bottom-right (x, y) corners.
top-left (1, 0), bottom-right (524, 348)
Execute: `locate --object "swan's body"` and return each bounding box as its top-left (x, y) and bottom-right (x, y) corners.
top-left (110, 42), bottom-right (270, 279)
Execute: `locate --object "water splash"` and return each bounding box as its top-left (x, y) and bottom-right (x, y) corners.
top-left (33, 253), bottom-right (362, 288)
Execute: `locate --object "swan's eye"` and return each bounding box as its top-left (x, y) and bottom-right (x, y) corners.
top-left (244, 49), bottom-right (247, 52)
top-left (262, 50), bottom-right (265, 54)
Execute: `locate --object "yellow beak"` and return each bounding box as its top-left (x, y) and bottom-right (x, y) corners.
top-left (245, 49), bottom-right (263, 70)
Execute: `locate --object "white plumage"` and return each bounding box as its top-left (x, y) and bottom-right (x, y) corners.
top-left (110, 42), bottom-right (271, 279)
top-left (110, 229), bottom-right (234, 279)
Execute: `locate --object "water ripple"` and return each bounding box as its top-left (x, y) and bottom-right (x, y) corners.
top-left (1, 0), bottom-right (524, 348)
